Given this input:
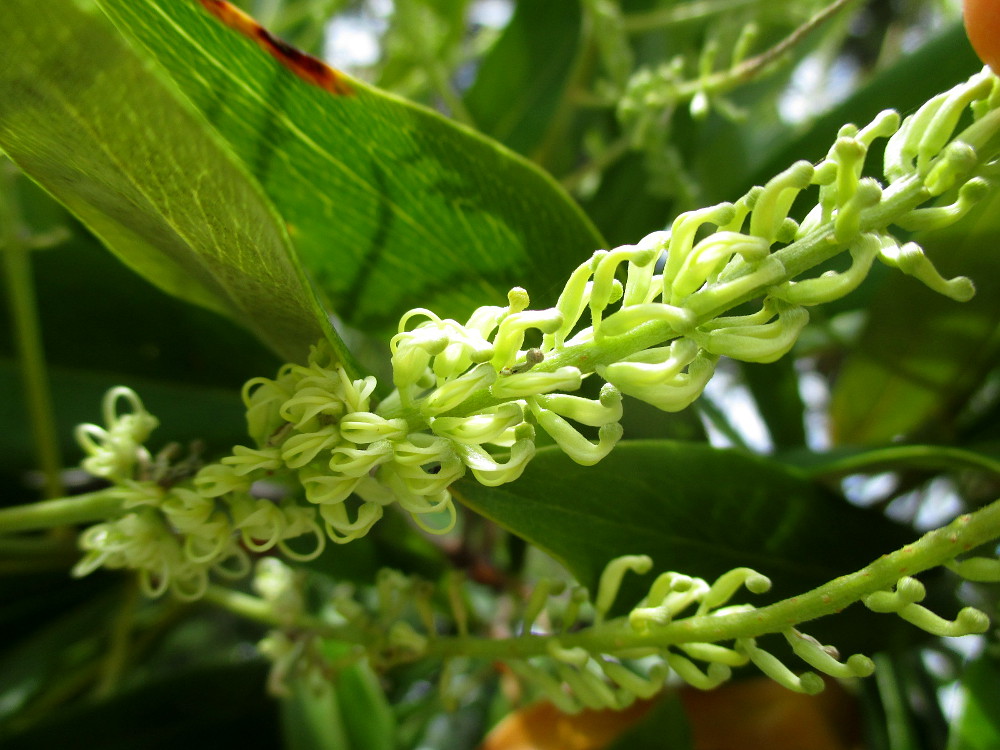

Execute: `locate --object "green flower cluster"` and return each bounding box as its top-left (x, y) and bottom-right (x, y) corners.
top-left (73, 387), bottom-right (325, 599)
top-left (247, 550), bottom-right (993, 711)
top-left (71, 68), bottom-right (1000, 596)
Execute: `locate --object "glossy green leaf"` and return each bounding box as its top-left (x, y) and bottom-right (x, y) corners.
top-left (455, 441), bottom-right (913, 609)
top-left (464, 0), bottom-right (582, 157)
top-left (281, 676), bottom-right (351, 750)
top-left (96, 0), bottom-right (605, 334)
top-left (830, 188), bottom-right (1000, 444)
top-left (334, 658), bottom-right (396, 750)
top-left (0, 0), bottom-right (336, 364)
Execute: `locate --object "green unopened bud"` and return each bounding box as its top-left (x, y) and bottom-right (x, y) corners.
top-left (339, 413), bottom-right (409, 444)
top-left (946, 556), bottom-right (1000, 582)
top-left (599, 660), bottom-right (667, 699)
top-left (773, 233), bottom-right (879, 306)
top-left (737, 638), bottom-right (824, 695)
top-left (686, 255), bottom-right (786, 317)
top-left (784, 629), bottom-right (874, 679)
top-left (877, 240), bottom-right (975, 301)
top-left (663, 203), bottom-right (737, 299)
top-left (530, 404), bottom-right (623, 466)
top-left (672, 232), bottom-right (771, 300)
top-left (749, 162), bottom-right (813, 244)
top-left (531, 384), bottom-right (623, 427)
top-left (924, 141), bottom-right (979, 196)
top-left (491, 309), bottom-right (564, 371)
top-left (557, 662), bottom-right (620, 710)
top-left (599, 338), bottom-right (700, 388)
top-left (665, 652), bottom-right (731, 690)
top-left (918, 70), bottom-right (995, 172)
top-left (491, 366), bottom-right (583, 399)
top-left (855, 109), bottom-right (901, 148)
top-left (591, 245), bottom-right (658, 333)
top-left (695, 303), bottom-right (809, 364)
top-left (897, 603), bottom-right (990, 637)
top-left (599, 303), bottom-right (695, 338)
top-left (430, 403), bottom-right (524, 444)
top-left (698, 567), bottom-right (771, 614)
top-left (834, 178), bottom-right (882, 243)
top-left (606, 352), bottom-right (716, 412)
top-left (453, 434), bottom-right (535, 487)
top-left (419, 363), bottom-right (497, 416)
top-left (595, 555), bottom-right (652, 620)
top-left (678, 642), bottom-right (749, 667)
top-left (863, 576), bottom-right (926, 612)
top-left (895, 177), bottom-right (990, 231)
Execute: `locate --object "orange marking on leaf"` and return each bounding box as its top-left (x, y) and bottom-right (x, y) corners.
top-left (196, 0), bottom-right (353, 95)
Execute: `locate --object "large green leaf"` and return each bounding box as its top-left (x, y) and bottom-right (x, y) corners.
top-left (463, 0), bottom-right (583, 158)
top-left (0, 0), bottom-right (335, 364)
top-left (830, 189), bottom-right (1000, 444)
top-left (95, 0), bottom-right (605, 334)
top-left (455, 441), bottom-right (913, 611)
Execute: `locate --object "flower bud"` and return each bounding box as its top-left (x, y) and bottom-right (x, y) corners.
top-left (490, 366), bottom-right (583, 399)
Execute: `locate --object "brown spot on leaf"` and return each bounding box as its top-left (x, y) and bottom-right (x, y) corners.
top-left (197, 0), bottom-right (353, 95)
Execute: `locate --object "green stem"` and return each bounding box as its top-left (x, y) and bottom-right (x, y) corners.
top-left (0, 489), bottom-right (126, 533)
top-left (422, 497), bottom-right (1000, 661)
top-left (624, 0), bottom-right (782, 32)
top-left (1, 162), bottom-right (65, 498)
top-left (671, 0), bottom-right (860, 101)
top-left (201, 584), bottom-right (363, 640)
top-left (205, 498), bottom-right (1000, 666)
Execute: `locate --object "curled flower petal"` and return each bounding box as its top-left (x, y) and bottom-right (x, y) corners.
top-left (328, 439), bottom-right (394, 477)
top-left (222, 445), bottom-right (283, 475)
top-left (280, 425), bottom-right (340, 469)
top-left (319, 500), bottom-right (383, 543)
top-left (453, 436), bottom-right (535, 487)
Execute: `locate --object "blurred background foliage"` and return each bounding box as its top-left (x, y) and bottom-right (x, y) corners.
top-left (3, 0), bottom-right (1000, 748)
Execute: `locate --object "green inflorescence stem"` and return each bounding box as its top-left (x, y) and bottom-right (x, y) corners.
top-left (0, 490), bottom-right (126, 534)
top-left (203, 497), bottom-right (1000, 666)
